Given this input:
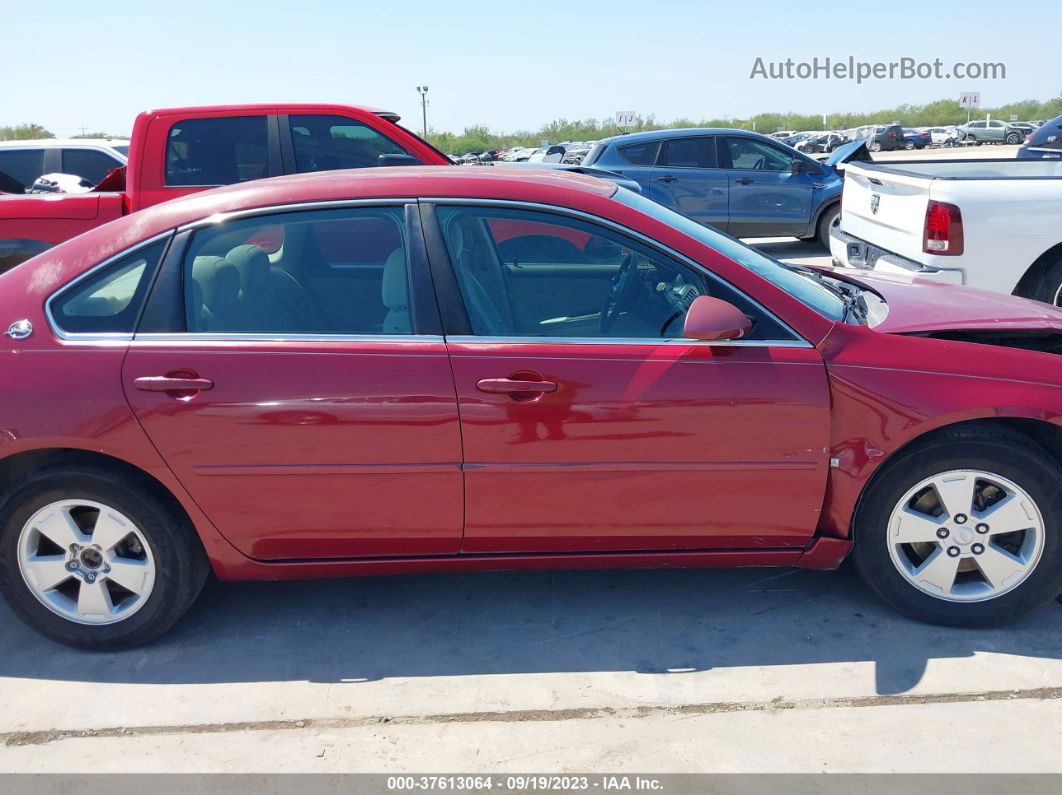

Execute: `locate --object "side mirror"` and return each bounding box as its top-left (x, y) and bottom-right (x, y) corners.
top-left (378, 153), bottom-right (421, 167)
top-left (683, 296), bottom-right (754, 341)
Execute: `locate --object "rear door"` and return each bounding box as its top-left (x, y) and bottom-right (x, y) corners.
top-left (722, 136), bottom-right (814, 237)
top-left (645, 136), bottom-right (729, 232)
top-left (123, 202), bottom-right (463, 560)
top-left (424, 202), bottom-right (831, 554)
top-left (280, 114), bottom-right (425, 173)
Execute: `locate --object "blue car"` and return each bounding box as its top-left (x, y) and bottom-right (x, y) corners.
top-left (901, 128), bottom-right (932, 150)
top-left (1018, 114), bottom-right (1062, 159)
top-left (582, 128), bottom-right (849, 247)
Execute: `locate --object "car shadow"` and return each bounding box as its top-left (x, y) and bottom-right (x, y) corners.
top-left (2, 564), bottom-right (1060, 696)
top-left (751, 238), bottom-right (833, 264)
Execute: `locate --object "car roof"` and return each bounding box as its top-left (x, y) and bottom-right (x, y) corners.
top-left (598, 127), bottom-right (765, 146)
top-left (0, 138), bottom-right (130, 148)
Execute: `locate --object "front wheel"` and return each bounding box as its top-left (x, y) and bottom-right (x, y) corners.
top-left (852, 426), bottom-right (1062, 627)
top-left (1005, 133), bottom-right (1021, 145)
top-left (816, 205), bottom-right (840, 249)
top-left (0, 465), bottom-right (209, 649)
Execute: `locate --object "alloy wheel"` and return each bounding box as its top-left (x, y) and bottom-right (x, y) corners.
top-left (886, 469), bottom-right (1045, 602)
top-left (16, 499), bottom-right (157, 625)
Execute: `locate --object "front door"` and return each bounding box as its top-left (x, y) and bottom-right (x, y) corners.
top-left (426, 203), bottom-right (831, 554)
top-left (123, 203), bottom-right (463, 560)
top-left (722, 136), bottom-right (815, 238)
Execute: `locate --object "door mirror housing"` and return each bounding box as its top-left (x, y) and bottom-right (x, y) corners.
top-left (683, 296), bottom-right (754, 341)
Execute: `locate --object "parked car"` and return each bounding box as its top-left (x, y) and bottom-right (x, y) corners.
top-left (901, 129), bottom-right (932, 150)
top-left (562, 144), bottom-right (592, 164)
top-left (0, 139), bottom-right (129, 193)
top-left (779, 132), bottom-right (817, 148)
top-left (796, 133), bottom-right (845, 154)
top-left (864, 124), bottom-right (904, 152)
top-left (582, 127), bottom-right (857, 246)
top-left (1018, 113), bottom-right (1062, 160)
top-left (6, 166), bottom-right (1062, 648)
top-left (956, 119), bottom-right (1024, 145)
top-left (922, 127), bottom-right (959, 146)
top-left (0, 104), bottom-right (451, 273)
top-left (768, 130), bottom-right (796, 140)
top-left (830, 151), bottom-right (1062, 303)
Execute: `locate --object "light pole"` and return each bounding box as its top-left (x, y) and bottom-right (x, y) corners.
top-left (416, 86), bottom-right (429, 139)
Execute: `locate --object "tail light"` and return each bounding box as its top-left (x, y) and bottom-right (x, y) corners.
top-left (1025, 134), bottom-right (1033, 144)
top-left (923, 200), bottom-right (964, 256)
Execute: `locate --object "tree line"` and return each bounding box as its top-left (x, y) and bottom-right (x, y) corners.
top-left (427, 96), bottom-right (1062, 155)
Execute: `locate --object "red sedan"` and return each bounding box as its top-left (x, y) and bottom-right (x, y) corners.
top-left (1, 167), bottom-right (1061, 649)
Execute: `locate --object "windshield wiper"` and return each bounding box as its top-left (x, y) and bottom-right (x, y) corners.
top-left (780, 263), bottom-right (868, 323)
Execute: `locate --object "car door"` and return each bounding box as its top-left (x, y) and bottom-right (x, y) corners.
top-left (122, 202), bottom-right (464, 561)
top-left (643, 136), bottom-right (729, 232)
top-left (423, 202), bottom-right (830, 554)
top-left (722, 136), bottom-right (816, 238)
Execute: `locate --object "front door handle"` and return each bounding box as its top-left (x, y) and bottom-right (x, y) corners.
top-left (134, 376), bottom-right (214, 392)
top-left (655, 175), bottom-right (676, 183)
top-left (476, 377), bottom-right (557, 395)
top-left (734, 177), bottom-right (754, 185)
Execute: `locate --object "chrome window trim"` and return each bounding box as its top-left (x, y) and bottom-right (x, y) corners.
top-left (424, 197), bottom-right (807, 344)
top-left (175, 198), bottom-right (415, 233)
top-left (445, 335), bottom-right (812, 349)
top-left (45, 230), bottom-right (174, 343)
top-left (131, 333), bottom-right (444, 344)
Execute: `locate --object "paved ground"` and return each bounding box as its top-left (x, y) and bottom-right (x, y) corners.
top-left (3, 141), bottom-right (1059, 773)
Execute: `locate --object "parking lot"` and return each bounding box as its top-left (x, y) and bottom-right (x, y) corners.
top-left (2, 141), bottom-right (1060, 770)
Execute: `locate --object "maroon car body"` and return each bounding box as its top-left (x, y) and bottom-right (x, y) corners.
top-left (2, 167), bottom-right (1062, 646)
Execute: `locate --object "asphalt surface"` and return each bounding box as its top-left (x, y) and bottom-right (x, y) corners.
top-left (3, 141), bottom-right (1059, 773)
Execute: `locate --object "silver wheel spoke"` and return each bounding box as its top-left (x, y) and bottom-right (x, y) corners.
top-left (933, 473), bottom-right (977, 519)
top-left (892, 507), bottom-right (945, 544)
top-left (914, 547), bottom-right (961, 595)
top-left (76, 580), bottom-right (114, 620)
top-left (105, 558), bottom-right (150, 595)
top-left (978, 494), bottom-right (1035, 535)
top-left (22, 555), bottom-right (71, 591)
top-left (90, 511), bottom-right (133, 553)
top-left (976, 545), bottom-right (1027, 590)
top-left (34, 508), bottom-right (89, 549)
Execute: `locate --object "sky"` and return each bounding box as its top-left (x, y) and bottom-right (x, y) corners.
top-left (3, 0), bottom-right (1059, 138)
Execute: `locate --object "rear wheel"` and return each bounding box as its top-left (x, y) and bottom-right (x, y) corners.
top-left (904, 140), bottom-right (916, 150)
top-left (1015, 253), bottom-right (1062, 306)
top-left (0, 465), bottom-right (209, 649)
top-left (870, 141), bottom-right (882, 152)
top-left (852, 426), bottom-right (1062, 627)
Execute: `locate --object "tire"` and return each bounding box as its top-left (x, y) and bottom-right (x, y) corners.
top-left (816, 204), bottom-right (840, 249)
top-left (870, 141), bottom-right (882, 152)
top-left (1015, 253), bottom-right (1062, 306)
top-left (852, 425), bottom-right (1062, 627)
top-left (1005, 133), bottom-right (1021, 145)
top-left (904, 141), bottom-right (916, 150)
top-left (0, 464), bottom-right (209, 650)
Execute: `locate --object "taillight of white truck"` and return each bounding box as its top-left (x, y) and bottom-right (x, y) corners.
top-left (923, 200), bottom-right (964, 256)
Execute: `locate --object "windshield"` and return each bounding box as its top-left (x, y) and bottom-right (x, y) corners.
top-left (113, 145), bottom-right (130, 156)
top-left (613, 188), bottom-right (848, 322)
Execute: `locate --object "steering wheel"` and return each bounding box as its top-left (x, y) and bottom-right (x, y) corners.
top-left (751, 156), bottom-right (766, 170)
top-left (599, 252), bottom-right (636, 334)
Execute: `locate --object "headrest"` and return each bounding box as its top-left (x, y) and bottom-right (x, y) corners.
top-left (226, 244), bottom-right (270, 294)
top-left (382, 248), bottom-right (409, 310)
top-left (190, 255), bottom-right (239, 310)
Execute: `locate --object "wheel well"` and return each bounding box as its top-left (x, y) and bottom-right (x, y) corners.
top-left (0, 448), bottom-right (193, 530)
top-left (814, 199), bottom-right (840, 229)
top-left (848, 417), bottom-right (1062, 534)
top-left (1013, 241), bottom-right (1062, 299)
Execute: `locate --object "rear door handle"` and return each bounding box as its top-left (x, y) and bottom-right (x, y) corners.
top-left (134, 376), bottom-right (214, 392)
top-left (476, 377), bottom-right (557, 395)
top-left (734, 177), bottom-right (754, 185)
top-left (655, 175), bottom-right (676, 183)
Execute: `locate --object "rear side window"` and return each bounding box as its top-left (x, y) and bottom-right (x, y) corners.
top-left (617, 141), bottom-right (660, 166)
top-left (165, 116), bottom-right (269, 186)
top-left (660, 137), bottom-right (717, 168)
top-left (0, 149), bottom-right (45, 189)
top-left (61, 149), bottom-right (123, 186)
top-left (50, 239), bottom-right (167, 335)
top-left (289, 115), bottom-right (417, 172)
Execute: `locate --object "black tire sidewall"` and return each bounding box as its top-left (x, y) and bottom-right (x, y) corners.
top-left (817, 205), bottom-right (840, 249)
top-left (853, 436), bottom-right (1062, 627)
top-left (0, 467), bottom-right (205, 649)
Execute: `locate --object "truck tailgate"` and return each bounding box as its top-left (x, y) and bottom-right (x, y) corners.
top-left (840, 164), bottom-right (931, 262)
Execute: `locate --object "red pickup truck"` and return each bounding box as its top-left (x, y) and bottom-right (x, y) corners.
top-left (0, 103), bottom-right (451, 273)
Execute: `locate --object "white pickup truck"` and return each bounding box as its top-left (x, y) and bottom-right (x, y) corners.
top-left (830, 156), bottom-right (1062, 304)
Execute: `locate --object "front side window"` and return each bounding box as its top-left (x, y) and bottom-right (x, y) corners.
top-left (50, 239), bottom-right (167, 335)
top-left (290, 115), bottom-right (416, 172)
top-left (724, 137), bottom-right (797, 172)
top-left (436, 206), bottom-right (785, 340)
top-left (183, 206), bottom-right (411, 335)
top-left (165, 116), bottom-right (269, 186)
top-left (61, 149), bottom-right (123, 185)
top-left (0, 149), bottom-right (45, 189)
